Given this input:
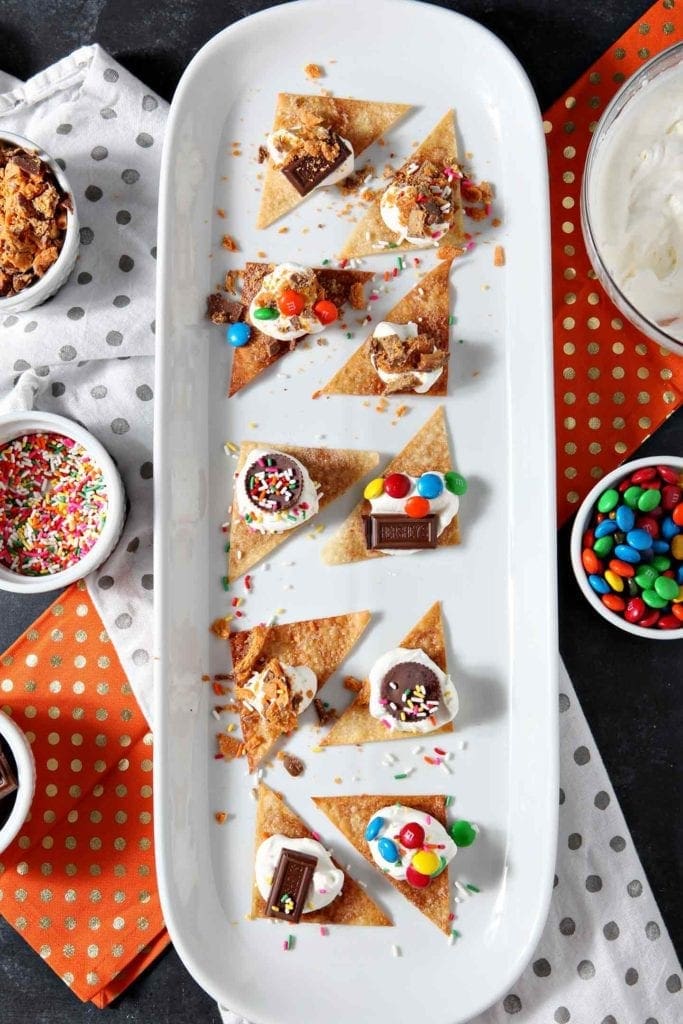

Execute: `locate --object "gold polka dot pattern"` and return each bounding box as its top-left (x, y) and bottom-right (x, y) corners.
top-left (546, 8), bottom-right (683, 522)
top-left (0, 586), bottom-right (169, 1005)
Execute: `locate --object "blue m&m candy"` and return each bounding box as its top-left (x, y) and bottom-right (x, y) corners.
top-left (364, 816), bottom-right (384, 842)
top-left (588, 574), bottom-right (610, 595)
top-left (626, 528), bottom-right (653, 551)
top-left (614, 544), bottom-right (640, 564)
top-left (594, 520), bottom-right (618, 538)
top-left (615, 505), bottom-right (635, 532)
top-left (377, 837), bottom-right (399, 863)
top-left (226, 321), bottom-right (251, 347)
top-left (417, 473), bottom-right (443, 499)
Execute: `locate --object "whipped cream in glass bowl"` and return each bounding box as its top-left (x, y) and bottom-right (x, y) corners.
top-left (582, 42), bottom-right (683, 355)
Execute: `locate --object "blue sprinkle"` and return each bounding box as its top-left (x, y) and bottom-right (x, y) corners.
top-left (588, 574), bottom-right (610, 595)
top-left (615, 505), bottom-right (635, 532)
top-left (614, 544), bottom-right (641, 564)
top-left (594, 520), bottom-right (618, 538)
top-left (626, 529), bottom-right (653, 551)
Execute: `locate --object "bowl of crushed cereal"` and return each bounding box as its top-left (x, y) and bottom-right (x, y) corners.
top-left (0, 411), bottom-right (126, 593)
top-left (0, 130), bottom-right (79, 313)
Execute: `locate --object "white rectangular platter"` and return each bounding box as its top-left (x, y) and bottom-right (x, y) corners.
top-left (154, 2), bottom-right (558, 1022)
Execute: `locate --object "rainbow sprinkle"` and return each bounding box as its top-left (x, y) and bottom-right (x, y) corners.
top-left (0, 432), bottom-right (107, 575)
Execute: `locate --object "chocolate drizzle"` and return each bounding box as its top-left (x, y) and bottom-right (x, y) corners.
top-left (379, 662), bottom-right (442, 722)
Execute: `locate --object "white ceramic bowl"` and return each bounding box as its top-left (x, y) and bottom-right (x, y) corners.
top-left (0, 710), bottom-right (36, 855)
top-left (581, 43), bottom-right (683, 357)
top-left (0, 410), bottom-right (126, 593)
top-left (0, 130), bottom-right (80, 314)
top-left (570, 456), bottom-right (683, 638)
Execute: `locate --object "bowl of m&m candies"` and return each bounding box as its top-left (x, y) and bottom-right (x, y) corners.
top-left (0, 410), bottom-right (126, 594)
top-left (571, 457), bottom-right (683, 637)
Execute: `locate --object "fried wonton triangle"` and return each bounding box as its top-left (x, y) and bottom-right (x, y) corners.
top-left (321, 406), bottom-right (459, 566)
top-left (252, 784), bottom-right (391, 926)
top-left (315, 260), bottom-right (452, 398)
top-left (228, 440), bottom-right (379, 580)
top-left (228, 262), bottom-right (373, 396)
top-left (228, 610), bottom-right (371, 770)
top-left (321, 602), bottom-right (453, 747)
top-left (339, 111), bottom-right (465, 259)
top-left (312, 793), bottom-right (451, 933)
top-left (257, 94), bottom-right (412, 229)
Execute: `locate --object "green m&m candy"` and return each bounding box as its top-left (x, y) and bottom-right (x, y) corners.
top-left (634, 565), bottom-right (657, 589)
top-left (623, 486), bottom-right (643, 509)
top-left (654, 575), bottom-right (679, 601)
top-left (448, 819), bottom-right (478, 848)
top-left (593, 536), bottom-right (613, 558)
top-left (445, 471), bottom-right (467, 496)
top-left (637, 488), bottom-right (661, 512)
top-left (597, 488), bottom-right (619, 513)
top-left (253, 305), bottom-right (278, 321)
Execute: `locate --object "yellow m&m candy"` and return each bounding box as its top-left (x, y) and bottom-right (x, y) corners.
top-left (411, 849), bottom-right (440, 876)
top-left (363, 477), bottom-right (385, 500)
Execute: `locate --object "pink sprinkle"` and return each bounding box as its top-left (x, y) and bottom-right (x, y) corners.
top-left (381, 718), bottom-right (392, 729)
top-left (485, 203), bottom-right (492, 217)
top-left (425, 815), bottom-right (432, 824)
top-left (319, 926), bottom-right (328, 937)
top-left (310, 829), bottom-right (321, 842)
top-left (448, 912), bottom-right (455, 922)
top-left (319, 889), bottom-right (327, 894)
top-left (466, 241), bottom-right (476, 252)
top-left (282, 940), bottom-right (288, 951)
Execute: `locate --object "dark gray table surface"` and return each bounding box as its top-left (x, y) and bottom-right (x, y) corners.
top-left (0, 1), bottom-right (681, 1021)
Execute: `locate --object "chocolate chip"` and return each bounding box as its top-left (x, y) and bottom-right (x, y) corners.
top-left (283, 754), bottom-right (305, 777)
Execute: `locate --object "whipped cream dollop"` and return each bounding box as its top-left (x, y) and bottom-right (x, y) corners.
top-left (267, 127), bottom-right (354, 190)
top-left (240, 662), bottom-right (317, 718)
top-left (249, 263), bottom-right (326, 342)
top-left (235, 448), bottom-right (319, 534)
top-left (381, 181), bottom-right (449, 244)
top-left (367, 472), bottom-right (459, 555)
top-left (589, 66), bottom-right (683, 339)
top-left (368, 647), bottom-right (458, 733)
top-left (255, 835), bottom-right (344, 913)
top-left (365, 804), bottom-right (457, 883)
top-left (370, 321), bottom-right (444, 394)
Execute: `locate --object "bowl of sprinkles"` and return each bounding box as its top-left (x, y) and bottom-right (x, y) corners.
top-left (0, 411), bottom-right (126, 593)
top-left (571, 456), bottom-right (683, 637)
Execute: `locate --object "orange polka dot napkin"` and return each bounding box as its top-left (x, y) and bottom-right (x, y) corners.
top-left (0, 582), bottom-right (168, 1007)
top-left (545, 0), bottom-right (683, 524)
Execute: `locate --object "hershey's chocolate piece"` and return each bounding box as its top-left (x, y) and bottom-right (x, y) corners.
top-left (281, 138), bottom-right (352, 197)
top-left (266, 846), bottom-right (317, 922)
top-left (380, 662), bottom-right (441, 721)
top-left (363, 514), bottom-right (439, 550)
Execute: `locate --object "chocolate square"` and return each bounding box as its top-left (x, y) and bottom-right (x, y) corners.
top-left (266, 846), bottom-right (318, 922)
top-left (281, 139), bottom-right (352, 197)
top-left (363, 513), bottom-right (439, 550)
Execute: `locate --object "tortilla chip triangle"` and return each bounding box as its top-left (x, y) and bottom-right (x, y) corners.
top-left (228, 440), bottom-right (379, 580)
top-left (339, 111), bottom-right (465, 259)
top-left (315, 260), bottom-right (452, 398)
top-left (312, 793), bottom-right (451, 933)
top-left (321, 406), bottom-right (459, 566)
top-left (229, 263), bottom-right (374, 396)
top-left (257, 94), bottom-right (412, 229)
top-left (229, 610), bottom-right (371, 770)
top-left (321, 602), bottom-right (453, 747)
top-left (252, 784), bottom-right (391, 926)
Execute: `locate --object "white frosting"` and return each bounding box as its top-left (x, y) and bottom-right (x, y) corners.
top-left (380, 181), bottom-right (449, 245)
top-left (235, 448), bottom-right (319, 534)
top-left (370, 321), bottom-right (444, 394)
top-left (366, 804), bottom-right (457, 882)
top-left (255, 835), bottom-right (344, 913)
top-left (240, 662), bottom-right (317, 718)
top-left (368, 472), bottom-right (459, 555)
top-left (266, 129), bottom-right (355, 190)
top-left (248, 263), bottom-right (326, 342)
top-left (368, 647), bottom-right (458, 733)
top-left (589, 65), bottom-right (683, 339)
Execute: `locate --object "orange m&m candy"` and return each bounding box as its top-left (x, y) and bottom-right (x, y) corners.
top-left (405, 496), bottom-right (430, 519)
top-left (277, 289), bottom-right (305, 316)
top-left (314, 299), bottom-right (339, 325)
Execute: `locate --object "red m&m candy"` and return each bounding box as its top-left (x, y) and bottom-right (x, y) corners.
top-left (314, 299), bottom-right (338, 325)
top-left (398, 822), bottom-right (425, 849)
top-left (277, 289), bottom-right (305, 316)
top-left (384, 473), bottom-right (411, 498)
top-left (405, 864), bottom-right (431, 889)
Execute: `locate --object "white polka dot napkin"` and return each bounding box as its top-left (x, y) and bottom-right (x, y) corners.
top-left (0, 46), bottom-right (679, 1024)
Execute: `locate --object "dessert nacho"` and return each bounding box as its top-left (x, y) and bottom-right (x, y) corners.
top-left (228, 440), bottom-right (379, 579)
top-left (321, 406), bottom-right (465, 565)
top-left (252, 783), bottom-right (391, 926)
top-left (339, 111), bottom-right (465, 259)
top-left (257, 93), bottom-right (412, 228)
top-left (207, 261), bottom-right (372, 395)
top-left (227, 610), bottom-right (371, 770)
top-left (322, 602), bottom-right (456, 747)
top-left (316, 260), bottom-right (452, 397)
top-left (313, 794), bottom-right (454, 933)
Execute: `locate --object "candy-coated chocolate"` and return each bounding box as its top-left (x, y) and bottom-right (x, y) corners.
top-left (417, 473), bottom-right (444, 499)
top-left (377, 837), bottom-right (399, 863)
top-left (398, 822), bottom-right (425, 850)
top-left (449, 819), bottom-right (477, 848)
top-left (364, 477), bottom-right (385, 500)
top-left (625, 528), bottom-right (652, 551)
top-left (253, 305), bottom-right (278, 321)
top-left (608, 558), bottom-right (635, 578)
top-left (595, 520), bottom-right (618, 538)
top-left (672, 535), bottom-right (683, 560)
top-left (672, 604), bottom-right (683, 622)
top-left (582, 549), bottom-right (602, 574)
top-left (593, 535), bottom-right (613, 558)
top-left (631, 467), bottom-right (657, 484)
top-left (384, 472), bottom-right (411, 499)
top-left (625, 597), bottom-right (645, 623)
top-left (639, 609), bottom-right (660, 628)
top-left (405, 495), bottom-right (431, 519)
top-left (430, 855), bottom-right (449, 877)
top-left (602, 593), bottom-right (626, 613)
top-left (277, 289), bottom-right (306, 316)
top-left (444, 471), bottom-right (468, 496)
top-left (662, 517), bottom-right (680, 541)
top-left (226, 321), bottom-right (251, 347)
top-left (614, 544), bottom-right (640, 564)
top-left (652, 554), bottom-right (671, 572)
top-left (637, 488), bottom-right (661, 512)
top-left (604, 570), bottom-right (624, 593)
top-left (314, 299), bottom-right (339, 325)
top-left (626, 578), bottom-right (640, 597)
top-left (657, 465), bottom-right (678, 484)
top-left (582, 528), bottom-right (595, 548)
top-left (652, 540), bottom-right (670, 554)
top-left (635, 516), bottom-right (659, 538)
top-left (365, 816), bottom-right (384, 842)
top-left (405, 864), bottom-right (431, 889)
top-left (634, 565), bottom-right (658, 589)
top-left (411, 850), bottom-right (441, 875)
top-left (662, 485), bottom-right (681, 511)
top-left (615, 505), bottom-right (635, 532)
top-left (623, 486), bottom-right (643, 509)
top-left (654, 576), bottom-right (679, 601)
top-left (597, 488), bottom-right (619, 513)
top-left (658, 614), bottom-right (682, 629)
top-left (588, 573), bottom-right (610, 595)
top-left (642, 588), bottom-right (668, 610)
top-left (673, 503), bottom-right (683, 527)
